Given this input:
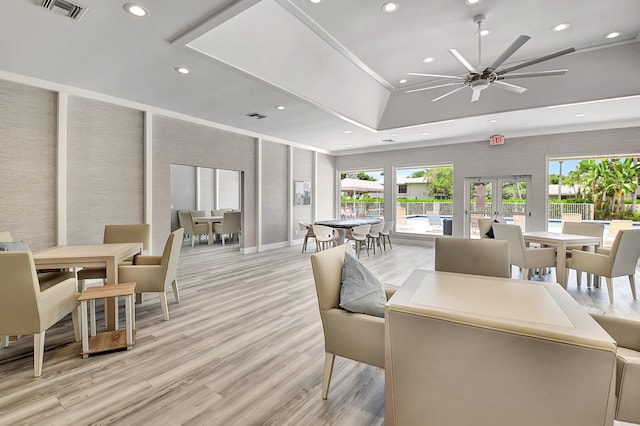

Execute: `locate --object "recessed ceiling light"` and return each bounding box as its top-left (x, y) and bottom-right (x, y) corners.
top-left (605, 31), bottom-right (620, 39)
top-left (465, 0), bottom-right (480, 4)
top-left (422, 57), bottom-right (434, 63)
top-left (574, 113), bottom-right (586, 117)
top-left (488, 119), bottom-right (497, 123)
top-left (309, 0), bottom-right (323, 3)
top-left (552, 22), bottom-right (570, 32)
top-left (382, 2), bottom-right (399, 13)
top-left (345, 144), bottom-right (352, 147)
top-left (175, 67), bottom-right (190, 74)
top-left (343, 130), bottom-right (353, 134)
top-left (399, 79), bottom-right (408, 84)
top-left (421, 132), bottom-right (430, 136)
top-left (275, 105), bottom-right (285, 110)
top-left (124, 3), bottom-right (149, 17)
top-left (391, 133), bottom-right (398, 137)
top-left (479, 29), bottom-right (491, 37)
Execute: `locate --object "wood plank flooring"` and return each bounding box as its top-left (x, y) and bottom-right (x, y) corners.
top-left (1, 241), bottom-right (639, 425)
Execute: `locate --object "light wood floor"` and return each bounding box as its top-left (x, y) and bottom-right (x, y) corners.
top-left (1, 241), bottom-right (639, 425)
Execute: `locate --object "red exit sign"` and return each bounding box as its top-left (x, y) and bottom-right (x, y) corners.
top-left (490, 134), bottom-right (505, 145)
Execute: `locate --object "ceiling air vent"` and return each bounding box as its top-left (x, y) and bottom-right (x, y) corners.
top-left (246, 112), bottom-right (267, 120)
top-left (40, 0), bottom-right (87, 21)
top-left (382, 139), bottom-right (395, 143)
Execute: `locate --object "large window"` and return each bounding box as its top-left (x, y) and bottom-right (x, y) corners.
top-left (395, 165), bottom-right (453, 235)
top-left (548, 156), bottom-right (640, 229)
top-left (339, 169), bottom-right (384, 218)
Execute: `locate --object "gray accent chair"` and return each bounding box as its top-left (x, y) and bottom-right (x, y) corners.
top-left (213, 211), bottom-right (241, 246)
top-left (310, 244), bottom-right (396, 399)
top-left (435, 237), bottom-right (510, 278)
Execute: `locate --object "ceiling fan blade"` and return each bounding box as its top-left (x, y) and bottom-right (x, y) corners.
top-left (499, 69), bottom-right (568, 79)
top-left (497, 47), bottom-right (576, 75)
top-left (432, 86), bottom-right (466, 102)
top-left (493, 81), bottom-right (528, 94)
top-left (470, 89), bottom-right (481, 103)
top-left (407, 72), bottom-right (463, 79)
top-left (448, 49), bottom-right (476, 73)
top-left (485, 35), bottom-right (530, 74)
top-left (406, 82), bottom-right (462, 94)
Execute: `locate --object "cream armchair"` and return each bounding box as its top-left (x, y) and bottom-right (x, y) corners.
top-left (591, 313), bottom-right (640, 423)
top-left (435, 237), bottom-right (510, 278)
top-left (0, 251), bottom-right (80, 377)
top-left (213, 211), bottom-right (241, 246)
top-left (178, 211), bottom-right (208, 247)
top-left (118, 229), bottom-right (184, 321)
top-left (567, 229), bottom-right (640, 303)
top-left (310, 244), bottom-right (396, 399)
top-left (493, 223), bottom-right (556, 279)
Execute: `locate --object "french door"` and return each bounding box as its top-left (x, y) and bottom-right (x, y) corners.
top-left (464, 175), bottom-right (531, 238)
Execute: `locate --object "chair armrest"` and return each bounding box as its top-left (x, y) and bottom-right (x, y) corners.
top-left (568, 250), bottom-right (610, 273)
top-left (590, 314), bottom-right (640, 352)
top-left (617, 354), bottom-right (640, 423)
top-left (133, 255), bottom-right (162, 265)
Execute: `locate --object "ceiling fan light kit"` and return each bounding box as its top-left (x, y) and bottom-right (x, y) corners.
top-left (407, 14), bottom-right (575, 103)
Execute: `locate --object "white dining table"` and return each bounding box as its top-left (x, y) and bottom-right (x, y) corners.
top-left (194, 216), bottom-right (224, 245)
top-left (522, 231), bottom-right (601, 287)
top-left (33, 242), bottom-right (143, 330)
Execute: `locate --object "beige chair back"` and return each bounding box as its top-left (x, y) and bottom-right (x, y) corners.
top-left (381, 221), bottom-right (394, 235)
top-left (349, 224), bottom-right (370, 240)
top-left (368, 222), bottom-right (384, 236)
top-left (310, 243), bottom-right (353, 311)
top-left (216, 211), bottom-right (241, 234)
top-left (189, 210), bottom-right (206, 218)
top-left (0, 251), bottom-right (42, 334)
top-left (562, 222), bottom-right (604, 245)
top-left (609, 229), bottom-right (640, 277)
top-left (606, 220), bottom-right (633, 246)
top-left (313, 224), bottom-right (337, 242)
top-left (478, 219), bottom-right (494, 239)
top-left (161, 228), bottom-right (184, 291)
top-left (0, 231), bottom-right (13, 242)
top-left (435, 237), bottom-right (510, 278)
top-left (492, 223), bottom-right (526, 266)
top-left (561, 213), bottom-right (582, 224)
top-left (177, 211), bottom-right (197, 234)
top-left (104, 224), bottom-right (151, 252)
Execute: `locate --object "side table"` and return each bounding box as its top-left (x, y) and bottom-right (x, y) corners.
top-left (78, 282), bottom-right (136, 358)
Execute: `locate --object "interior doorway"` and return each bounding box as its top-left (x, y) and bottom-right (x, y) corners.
top-left (464, 175), bottom-right (531, 238)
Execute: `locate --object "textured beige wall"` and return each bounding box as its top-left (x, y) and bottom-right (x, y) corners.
top-left (152, 116), bottom-right (257, 253)
top-left (261, 141), bottom-right (288, 245)
top-left (316, 153), bottom-right (336, 221)
top-left (66, 97), bottom-right (144, 244)
top-left (0, 80), bottom-right (57, 250)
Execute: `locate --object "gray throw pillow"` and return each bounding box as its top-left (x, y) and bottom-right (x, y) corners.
top-left (0, 240), bottom-right (30, 251)
top-left (340, 253), bottom-right (386, 318)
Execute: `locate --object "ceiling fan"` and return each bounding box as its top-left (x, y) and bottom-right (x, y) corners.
top-left (406, 15), bottom-right (576, 102)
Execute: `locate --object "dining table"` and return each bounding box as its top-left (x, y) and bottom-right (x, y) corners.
top-left (522, 231), bottom-right (601, 287)
top-left (314, 218), bottom-right (382, 244)
top-left (193, 216), bottom-right (224, 245)
top-left (33, 242), bottom-right (143, 331)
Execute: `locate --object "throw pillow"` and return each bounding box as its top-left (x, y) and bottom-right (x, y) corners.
top-left (0, 240), bottom-right (30, 251)
top-left (340, 252), bottom-right (386, 318)
top-left (485, 219), bottom-right (500, 239)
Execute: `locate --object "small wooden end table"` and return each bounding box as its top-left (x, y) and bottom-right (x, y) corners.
top-left (78, 282), bottom-right (136, 358)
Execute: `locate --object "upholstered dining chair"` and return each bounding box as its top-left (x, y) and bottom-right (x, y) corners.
top-left (478, 218), bottom-right (495, 239)
top-left (310, 244), bottom-right (396, 399)
top-left (0, 251), bottom-right (80, 377)
top-left (435, 237), bottom-right (511, 278)
top-left (213, 211), bottom-right (241, 246)
top-left (604, 220), bottom-right (634, 247)
top-left (345, 224), bottom-right (370, 258)
top-left (298, 221), bottom-right (316, 253)
top-left (379, 220), bottom-right (394, 250)
top-left (590, 313), bottom-right (640, 423)
top-left (178, 211), bottom-right (208, 247)
top-left (567, 229), bottom-right (640, 303)
top-left (312, 224), bottom-right (338, 252)
top-left (367, 222), bottom-right (384, 255)
top-left (492, 223), bottom-right (556, 280)
top-left (561, 222), bottom-right (605, 287)
top-left (117, 228), bottom-right (184, 321)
